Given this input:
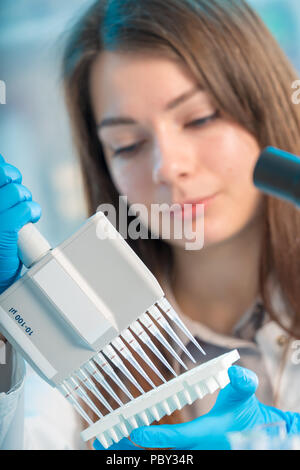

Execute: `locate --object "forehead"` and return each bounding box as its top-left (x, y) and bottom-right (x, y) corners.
top-left (89, 50), bottom-right (199, 118)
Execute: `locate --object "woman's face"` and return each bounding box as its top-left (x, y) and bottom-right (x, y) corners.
top-left (89, 51), bottom-right (263, 249)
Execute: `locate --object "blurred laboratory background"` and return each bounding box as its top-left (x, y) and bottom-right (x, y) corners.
top-left (1, 0), bottom-right (300, 245)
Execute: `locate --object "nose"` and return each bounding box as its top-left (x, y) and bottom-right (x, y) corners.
top-left (152, 136), bottom-right (196, 185)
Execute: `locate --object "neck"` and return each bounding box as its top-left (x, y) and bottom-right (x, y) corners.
top-left (169, 216), bottom-right (264, 335)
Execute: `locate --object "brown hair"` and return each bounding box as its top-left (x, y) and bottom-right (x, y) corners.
top-left (61, 0), bottom-right (300, 429)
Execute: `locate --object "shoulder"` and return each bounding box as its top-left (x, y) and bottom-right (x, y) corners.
top-left (256, 276), bottom-right (300, 412)
top-left (264, 273), bottom-right (296, 331)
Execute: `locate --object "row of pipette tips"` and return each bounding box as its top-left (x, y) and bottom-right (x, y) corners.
top-left (80, 349), bottom-right (240, 449)
top-left (58, 298), bottom-right (206, 425)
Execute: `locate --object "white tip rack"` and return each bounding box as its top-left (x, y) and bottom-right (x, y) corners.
top-left (81, 349), bottom-right (240, 449)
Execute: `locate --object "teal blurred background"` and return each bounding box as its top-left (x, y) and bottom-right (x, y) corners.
top-left (0, 0), bottom-right (300, 246)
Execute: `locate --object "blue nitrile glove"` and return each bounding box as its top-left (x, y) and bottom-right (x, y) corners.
top-left (0, 154), bottom-right (41, 294)
top-left (128, 366), bottom-right (300, 450)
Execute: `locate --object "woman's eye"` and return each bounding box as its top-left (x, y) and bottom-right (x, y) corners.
top-left (113, 142), bottom-right (142, 157)
top-left (111, 111), bottom-right (219, 156)
top-left (186, 111), bottom-right (219, 128)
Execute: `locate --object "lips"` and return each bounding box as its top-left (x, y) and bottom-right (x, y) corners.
top-left (167, 193), bottom-right (218, 219)
top-left (173, 193), bottom-right (218, 208)
top-left (176, 195), bottom-right (215, 206)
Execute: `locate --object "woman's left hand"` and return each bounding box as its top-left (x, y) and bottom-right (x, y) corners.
top-left (125, 365), bottom-right (300, 450)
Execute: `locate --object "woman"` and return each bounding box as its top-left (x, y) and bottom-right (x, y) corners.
top-left (0, 0), bottom-right (300, 450)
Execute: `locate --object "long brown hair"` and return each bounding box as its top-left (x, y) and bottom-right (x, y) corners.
top-left (61, 0), bottom-right (300, 430)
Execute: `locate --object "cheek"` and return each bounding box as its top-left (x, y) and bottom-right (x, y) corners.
top-left (108, 158), bottom-right (154, 204)
top-left (202, 124), bottom-right (260, 191)
top-left (199, 123), bottom-right (264, 244)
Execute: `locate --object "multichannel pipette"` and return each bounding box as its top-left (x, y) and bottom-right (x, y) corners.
top-left (0, 211), bottom-right (239, 447)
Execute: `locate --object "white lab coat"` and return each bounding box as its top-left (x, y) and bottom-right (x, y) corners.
top-left (0, 349), bottom-right (87, 450)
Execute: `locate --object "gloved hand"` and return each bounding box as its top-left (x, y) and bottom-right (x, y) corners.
top-left (0, 154), bottom-right (41, 295)
top-left (125, 365), bottom-right (300, 450)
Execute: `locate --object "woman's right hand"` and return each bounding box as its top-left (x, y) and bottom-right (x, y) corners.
top-left (129, 366), bottom-right (300, 450)
top-left (0, 154), bottom-right (42, 296)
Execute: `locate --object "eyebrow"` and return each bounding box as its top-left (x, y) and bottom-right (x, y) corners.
top-left (97, 86), bottom-right (202, 130)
